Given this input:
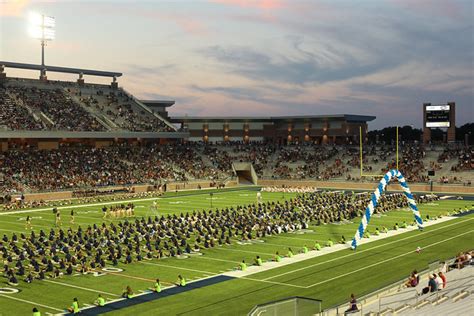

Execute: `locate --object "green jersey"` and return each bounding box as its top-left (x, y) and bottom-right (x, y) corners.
top-left (97, 297), bottom-right (105, 306)
top-left (72, 301), bottom-right (79, 313)
top-left (154, 282), bottom-right (162, 293)
top-left (314, 243), bottom-right (321, 251)
top-left (240, 262), bottom-right (247, 271)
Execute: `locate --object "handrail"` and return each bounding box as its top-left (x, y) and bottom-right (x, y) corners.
top-left (323, 258), bottom-right (473, 314)
top-left (119, 87), bottom-right (177, 132)
top-left (378, 289), bottom-right (418, 313)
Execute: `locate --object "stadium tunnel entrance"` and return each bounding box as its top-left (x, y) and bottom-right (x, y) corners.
top-left (232, 162), bottom-right (258, 185)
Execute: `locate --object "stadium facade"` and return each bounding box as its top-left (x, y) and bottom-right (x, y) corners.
top-left (0, 62), bottom-right (374, 147)
top-left (171, 115), bottom-right (375, 144)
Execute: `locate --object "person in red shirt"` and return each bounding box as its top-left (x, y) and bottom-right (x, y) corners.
top-left (438, 272), bottom-right (447, 289)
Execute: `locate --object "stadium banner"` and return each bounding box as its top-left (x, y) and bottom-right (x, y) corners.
top-left (351, 169), bottom-right (423, 249)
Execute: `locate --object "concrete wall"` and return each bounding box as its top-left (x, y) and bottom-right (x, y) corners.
top-left (258, 180), bottom-right (474, 194)
top-left (12, 180), bottom-right (239, 202)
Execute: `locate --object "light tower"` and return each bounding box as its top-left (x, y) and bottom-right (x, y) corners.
top-left (29, 13), bottom-right (55, 80)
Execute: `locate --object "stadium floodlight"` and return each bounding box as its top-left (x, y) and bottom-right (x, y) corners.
top-left (29, 12), bottom-right (55, 67)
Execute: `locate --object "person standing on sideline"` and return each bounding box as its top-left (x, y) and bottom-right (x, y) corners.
top-left (26, 216), bottom-right (32, 230)
top-left (256, 191), bottom-right (262, 204)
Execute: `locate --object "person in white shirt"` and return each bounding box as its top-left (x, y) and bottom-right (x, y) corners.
top-left (435, 274), bottom-right (444, 290)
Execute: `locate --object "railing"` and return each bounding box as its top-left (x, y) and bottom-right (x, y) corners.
top-left (378, 289), bottom-right (418, 313)
top-left (119, 87), bottom-right (177, 132)
top-left (419, 273), bottom-right (474, 303)
top-left (322, 257), bottom-right (473, 315)
top-left (327, 302), bottom-right (363, 316)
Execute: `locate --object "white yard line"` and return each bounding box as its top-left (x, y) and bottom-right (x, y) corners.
top-left (260, 217), bottom-right (470, 281)
top-left (275, 235), bottom-right (320, 242)
top-left (0, 294), bottom-right (63, 312)
top-left (0, 189), bottom-right (254, 216)
top-left (195, 256), bottom-right (240, 264)
top-left (221, 216), bottom-right (469, 280)
top-left (304, 229), bottom-right (474, 289)
top-left (43, 279), bottom-right (120, 297)
top-left (218, 247), bottom-right (276, 256)
top-left (140, 261), bottom-right (216, 275)
top-left (239, 276), bottom-right (307, 289)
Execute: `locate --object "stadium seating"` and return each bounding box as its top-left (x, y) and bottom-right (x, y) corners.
top-left (2, 78), bottom-right (174, 132)
top-left (69, 84), bottom-right (175, 132)
top-left (0, 87), bottom-right (44, 130)
top-left (346, 265), bottom-right (473, 316)
top-left (0, 142), bottom-right (471, 195)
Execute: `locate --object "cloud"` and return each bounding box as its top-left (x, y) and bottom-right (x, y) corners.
top-left (199, 43), bottom-right (399, 85)
top-left (123, 64), bottom-right (178, 77)
top-left (210, 0), bottom-right (286, 10)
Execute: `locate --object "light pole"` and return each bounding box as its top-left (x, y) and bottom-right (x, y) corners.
top-left (29, 13), bottom-right (55, 79)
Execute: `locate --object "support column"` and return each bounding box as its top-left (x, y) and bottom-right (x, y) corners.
top-left (447, 102), bottom-right (456, 143)
top-left (423, 103), bottom-right (431, 144)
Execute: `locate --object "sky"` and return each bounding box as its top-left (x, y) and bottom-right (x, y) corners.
top-left (0, 0), bottom-right (473, 129)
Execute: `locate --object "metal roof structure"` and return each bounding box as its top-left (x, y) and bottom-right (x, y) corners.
top-left (171, 114), bottom-right (376, 123)
top-left (140, 100), bottom-right (175, 107)
top-left (0, 61), bottom-right (122, 78)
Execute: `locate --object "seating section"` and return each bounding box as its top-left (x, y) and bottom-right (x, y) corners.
top-left (0, 142), bottom-right (471, 195)
top-left (8, 85), bottom-right (105, 131)
top-left (0, 87), bottom-right (44, 130)
top-left (358, 264), bottom-right (473, 316)
top-left (71, 85), bottom-right (175, 132)
top-left (1, 78), bottom-right (174, 132)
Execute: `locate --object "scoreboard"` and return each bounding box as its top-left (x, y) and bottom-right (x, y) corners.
top-left (425, 105), bottom-right (450, 128)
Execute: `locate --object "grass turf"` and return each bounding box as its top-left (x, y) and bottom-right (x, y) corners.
top-left (0, 189), bottom-right (472, 316)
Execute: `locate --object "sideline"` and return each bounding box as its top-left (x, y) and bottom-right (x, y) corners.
top-left (0, 187), bottom-right (261, 216)
top-left (222, 216), bottom-right (471, 280)
top-left (304, 229), bottom-right (473, 288)
top-left (0, 294), bottom-right (63, 312)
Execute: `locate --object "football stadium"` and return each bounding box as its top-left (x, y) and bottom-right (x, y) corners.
top-left (0, 1), bottom-right (473, 316)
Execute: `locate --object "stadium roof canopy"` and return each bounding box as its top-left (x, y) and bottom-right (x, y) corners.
top-left (171, 114), bottom-right (376, 123)
top-left (140, 100), bottom-right (175, 107)
top-left (0, 61), bottom-right (122, 78)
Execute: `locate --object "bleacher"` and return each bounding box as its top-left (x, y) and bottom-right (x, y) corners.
top-left (1, 78), bottom-right (175, 132)
top-left (67, 84), bottom-right (175, 132)
top-left (329, 262), bottom-right (473, 316)
top-left (0, 87), bottom-right (44, 130)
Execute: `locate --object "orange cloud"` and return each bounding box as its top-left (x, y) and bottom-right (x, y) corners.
top-left (0, 0), bottom-right (30, 17)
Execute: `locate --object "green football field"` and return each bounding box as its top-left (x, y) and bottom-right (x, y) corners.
top-left (0, 188), bottom-right (472, 316)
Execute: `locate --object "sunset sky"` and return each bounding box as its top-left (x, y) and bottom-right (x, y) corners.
top-left (0, 0), bottom-right (472, 129)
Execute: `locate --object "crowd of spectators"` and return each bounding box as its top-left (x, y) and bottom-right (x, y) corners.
top-left (2, 80), bottom-right (175, 132)
top-left (76, 89), bottom-right (174, 132)
top-left (1, 142), bottom-right (471, 196)
top-left (0, 88), bottom-right (44, 130)
top-left (8, 86), bottom-right (105, 131)
top-left (0, 143), bottom-right (232, 195)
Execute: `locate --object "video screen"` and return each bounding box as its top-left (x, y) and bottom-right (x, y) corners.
top-left (426, 105), bottom-right (450, 127)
